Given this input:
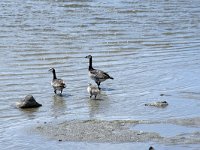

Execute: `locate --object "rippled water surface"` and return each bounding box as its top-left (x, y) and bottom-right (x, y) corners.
top-left (1, 0), bottom-right (200, 149)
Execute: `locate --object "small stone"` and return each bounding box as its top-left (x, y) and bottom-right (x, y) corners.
top-left (121, 123), bottom-right (125, 126)
top-left (137, 131), bottom-right (144, 135)
top-left (149, 146), bottom-right (155, 150)
top-left (16, 95), bottom-right (42, 108)
top-left (58, 139), bottom-right (62, 142)
top-left (145, 101), bottom-right (168, 108)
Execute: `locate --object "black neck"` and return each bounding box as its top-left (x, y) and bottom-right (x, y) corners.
top-left (88, 57), bottom-right (94, 70)
top-left (52, 70), bottom-right (57, 79)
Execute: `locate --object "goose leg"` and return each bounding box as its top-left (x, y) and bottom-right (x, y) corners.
top-left (96, 81), bottom-right (101, 90)
top-left (54, 89), bottom-right (57, 94)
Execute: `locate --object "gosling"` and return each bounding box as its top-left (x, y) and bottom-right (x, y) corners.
top-left (87, 83), bottom-right (100, 99)
top-left (49, 68), bottom-right (66, 95)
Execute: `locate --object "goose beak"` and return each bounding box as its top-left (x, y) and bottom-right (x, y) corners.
top-left (48, 68), bottom-right (53, 72)
top-left (85, 55), bottom-right (91, 58)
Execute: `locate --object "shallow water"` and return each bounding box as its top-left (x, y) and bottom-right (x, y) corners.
top-left (133, 123), bottom-right (200, 137)
top-left (0, 0), bottom-right (200, 149)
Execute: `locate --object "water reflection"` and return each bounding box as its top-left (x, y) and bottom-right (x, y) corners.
top-left (19, 108), bottom-right (41, 120)
top-left (88, 93), bottom-right (111, 119)
top-left (51, 95), bottom-right (67, 118)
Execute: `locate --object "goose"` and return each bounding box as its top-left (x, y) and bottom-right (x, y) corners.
top-left (85, 55), bottom-right (113, 89)
top-left (49, 68), bottom-right (66, 95)
top-left (87, 83), bottom-right (100, 99)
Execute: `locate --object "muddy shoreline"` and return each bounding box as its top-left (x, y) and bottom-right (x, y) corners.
top-left (33, 118), bottom-right (200, 144)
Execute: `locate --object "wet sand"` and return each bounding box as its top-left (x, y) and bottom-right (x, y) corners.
top-left (34, 118), bottom-right (200, 144)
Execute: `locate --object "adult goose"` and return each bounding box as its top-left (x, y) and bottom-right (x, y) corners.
top-left (85, 55), bottom-right (113, 89)
top-left (49, 68), bottom-right (66, 95)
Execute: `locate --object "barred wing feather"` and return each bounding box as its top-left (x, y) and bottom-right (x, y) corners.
top-left (90, 69), bottom-right (113, 80)
top-left (52, 79), bottom-right (66, 88)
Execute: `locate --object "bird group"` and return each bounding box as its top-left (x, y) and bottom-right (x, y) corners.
top-left (49, 55), bottom-right (114, 99)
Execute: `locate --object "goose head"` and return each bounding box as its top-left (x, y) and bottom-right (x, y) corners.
top-left (85, 55), bottom-right (92, 59)
top-left (49, 68), bottom-right (55, 72)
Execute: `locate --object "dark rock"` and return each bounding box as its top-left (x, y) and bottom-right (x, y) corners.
top-left (149, 146), bottom-right (155, 150)
top-left (16, 95), bottom-right (42, 108)
top-left (145, 101), bottom-right (168, 108)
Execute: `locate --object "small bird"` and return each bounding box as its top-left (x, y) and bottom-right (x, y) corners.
top-left (49, 68), bottom-right (66, 95)
top-left (87, 83), bottom-right (100, 99)
top-left (85, 55), bottom-right (113, 89)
